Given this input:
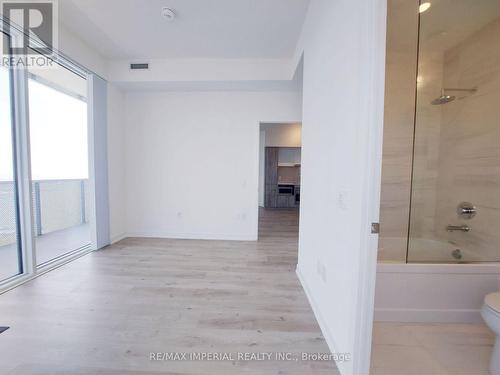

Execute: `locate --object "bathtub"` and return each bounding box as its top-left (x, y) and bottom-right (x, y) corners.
top-left (375, 237), bottom-right (500, 323)
top-left (378, 236), bottom-right (482, 263)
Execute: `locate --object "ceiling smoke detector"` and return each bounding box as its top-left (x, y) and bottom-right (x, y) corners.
top-left (161, 7), bottom-right (176, 21)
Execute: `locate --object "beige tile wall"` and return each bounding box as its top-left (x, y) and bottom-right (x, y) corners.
top-left (433, 18), bottom-right (500, 261)
top-left (408, 51), bottom-right (444, 248)
top-left (378, 0), bottom-right (418, 262)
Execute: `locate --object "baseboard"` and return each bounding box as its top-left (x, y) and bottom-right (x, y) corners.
top-left (124, 231), bottom-right (258, 242)
top-left (296, 266), bottom-right (348, 374)
top-left (110, 233), bottom-right (127, 244)
top-left (374, 308), bottom-right (482, 323)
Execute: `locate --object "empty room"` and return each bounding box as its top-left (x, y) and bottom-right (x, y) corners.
top-left (0, 1), bottom-right (499, 374)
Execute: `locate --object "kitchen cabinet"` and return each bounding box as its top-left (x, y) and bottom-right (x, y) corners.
top-left (277, 194), bottom-right (296, 208)
top-left (264, 147), bottom-right (279, 208)
top-left (278, 147), bottom-right (301, 166)
top-left (265, 147), bottom-right (300, 208)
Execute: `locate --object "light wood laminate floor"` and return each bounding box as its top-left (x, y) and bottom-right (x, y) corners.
top-left (0, 208), bottom-right (339, 375)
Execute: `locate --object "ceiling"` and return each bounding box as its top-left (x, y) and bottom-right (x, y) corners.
top-left (60, 0), bottom-right (310, 60)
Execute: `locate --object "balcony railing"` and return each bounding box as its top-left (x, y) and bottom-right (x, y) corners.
top-left (0, 179), bottom-right (90, 247)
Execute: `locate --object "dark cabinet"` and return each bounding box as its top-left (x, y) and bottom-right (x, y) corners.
top-left (277, 194), bottom-right (296, 208)
top-left (265, 147), bottom-right (299, 208)
top-left (264, 147), bottom-right (279, 208)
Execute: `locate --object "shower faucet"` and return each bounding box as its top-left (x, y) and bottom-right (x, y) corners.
top-left (457, 202), bottom-right (477, 219)
top-left (446, 225), bottom-right (471, 232)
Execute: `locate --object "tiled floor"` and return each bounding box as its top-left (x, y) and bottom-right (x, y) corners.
top-left (371, 322), bottom-right (494, 374)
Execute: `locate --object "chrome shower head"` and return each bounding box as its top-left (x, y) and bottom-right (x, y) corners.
top-left (431, 94), bottom-right (456, 105)
top-left (431, 87), bottom-right (477, 105)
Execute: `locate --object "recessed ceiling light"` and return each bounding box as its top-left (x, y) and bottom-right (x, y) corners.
top-left (162, 7), bottom-right (176, 21)
top-left (419, 2), bottom-right (431, 13)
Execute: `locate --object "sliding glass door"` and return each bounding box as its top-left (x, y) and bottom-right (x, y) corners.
top-left (28, 59), bottom-right (91, 266)
top-left (0, 60), bottom-right (22, 281)
top-left (0, 24), bottom-right (96, 288)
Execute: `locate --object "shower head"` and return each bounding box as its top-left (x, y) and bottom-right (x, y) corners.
top-left (431, 88), bottom-right (477, 105)
top-left (431, 94), bottom-right (456, 105)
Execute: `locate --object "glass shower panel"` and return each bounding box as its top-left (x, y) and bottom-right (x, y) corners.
top-left (408, 1), bottom-right (500, 262)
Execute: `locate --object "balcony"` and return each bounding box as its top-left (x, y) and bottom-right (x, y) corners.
top-left (0, 179), bottom-right (91, 281)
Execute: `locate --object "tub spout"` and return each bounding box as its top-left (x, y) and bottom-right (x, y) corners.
top-left (446, 225), bottom-right (471, 232)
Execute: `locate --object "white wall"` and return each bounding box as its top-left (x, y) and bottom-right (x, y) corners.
top-left (108, 58), bottom-right (295, 84)
top-left (295, 0), bottom-right (386, 374)
top-left (58, 25), bottom-right (108, 80)
top-left (124, 91), bottom-right (301, 240)
top-left (88, 76), bottom-right (110, 249)
top-left (107, 84), bottom-right (127, 243)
